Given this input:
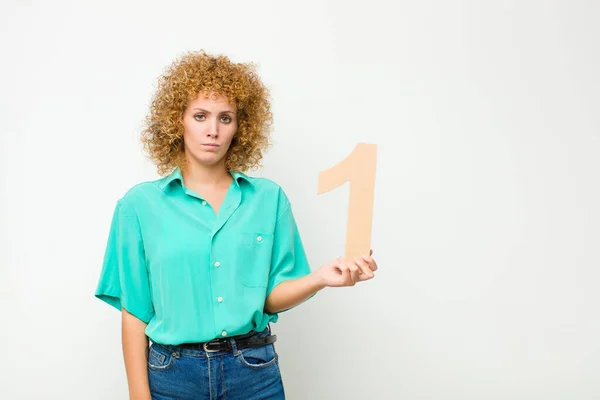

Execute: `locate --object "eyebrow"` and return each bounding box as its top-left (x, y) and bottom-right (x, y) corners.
top-left (192, 108), bottom-right (234, 114)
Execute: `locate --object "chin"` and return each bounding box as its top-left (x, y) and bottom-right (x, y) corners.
top-left (196, 155), bottom-right (225, 167)
top-left (185, 148), bottom-right (226, 167)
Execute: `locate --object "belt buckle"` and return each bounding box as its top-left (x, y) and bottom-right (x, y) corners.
top-left (203, 341), bottom-right (221, 353)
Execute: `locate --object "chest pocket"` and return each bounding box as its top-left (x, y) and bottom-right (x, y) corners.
top-left (236, 232), bottom-right (274, 288)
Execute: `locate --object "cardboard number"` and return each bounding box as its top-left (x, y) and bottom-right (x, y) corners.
top-left (317, 143), bottom-right (378, 261)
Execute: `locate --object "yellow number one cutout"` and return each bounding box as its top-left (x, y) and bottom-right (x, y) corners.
top-left (317, 143), bottom-right (378, 261)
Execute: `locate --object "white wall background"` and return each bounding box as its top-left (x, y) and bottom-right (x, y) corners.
top-left (1, 1), bottom-right (599, 399)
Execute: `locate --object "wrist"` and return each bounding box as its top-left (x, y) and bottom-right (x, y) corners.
top-left (308, 269), bottom-right (328, 290)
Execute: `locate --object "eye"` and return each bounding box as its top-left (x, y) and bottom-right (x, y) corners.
top-left (221, 115), bottom-right (233, 123)
top-left (193, 114), bottom-right (205, 121)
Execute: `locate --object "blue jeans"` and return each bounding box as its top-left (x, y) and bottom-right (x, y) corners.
top-left (147, 327), bottom-right (286, 399)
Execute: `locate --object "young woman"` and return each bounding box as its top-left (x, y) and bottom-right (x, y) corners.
top-left (94, 50), bottom-right (378, 400)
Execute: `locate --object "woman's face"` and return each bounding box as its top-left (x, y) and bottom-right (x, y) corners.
top-left (181, 91), bottom-right (237, 169)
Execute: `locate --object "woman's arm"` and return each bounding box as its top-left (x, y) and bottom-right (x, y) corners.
top-left (264, 272), bottom-right (326, 314)
top-left (265, 253), bottom-right (378, 314)
top-left (121, 308), bottom-right (152, 400)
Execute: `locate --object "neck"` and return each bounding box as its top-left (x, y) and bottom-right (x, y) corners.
top-left (181, 159), bottom-right (232, 187)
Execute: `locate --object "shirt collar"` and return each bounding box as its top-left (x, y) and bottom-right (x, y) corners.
top-left (159, 167), bottom-right (253, 191)
top-left (230, 170), bottom-right (253, 187)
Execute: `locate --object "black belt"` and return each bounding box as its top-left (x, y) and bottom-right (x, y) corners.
top-left (178, 331), bottom-right (277, 353)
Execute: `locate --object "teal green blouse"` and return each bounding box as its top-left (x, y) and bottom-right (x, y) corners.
top-left (94, 167), bottom-right (313, 345)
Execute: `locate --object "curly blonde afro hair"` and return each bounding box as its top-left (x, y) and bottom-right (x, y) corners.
top-left (141, 50), bottom-right (273, 175)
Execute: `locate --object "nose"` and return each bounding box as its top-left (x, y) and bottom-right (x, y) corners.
top-left (206, 118), bottom-right (219, 138)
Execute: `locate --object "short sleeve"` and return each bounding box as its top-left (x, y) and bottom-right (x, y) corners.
top-left (266, 200), bottom-right (314, 316)
top-left (94, 200), bottom-right (155, 324)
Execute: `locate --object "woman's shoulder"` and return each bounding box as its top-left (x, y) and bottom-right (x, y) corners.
top-left (113, 175), bottom-right (169, 209)
top-left (241, 173), bottom-right (281, 190)
top-left (240, 174), bottom-right (294, 215)
top-left (239, 173), bottom-right (290, 198)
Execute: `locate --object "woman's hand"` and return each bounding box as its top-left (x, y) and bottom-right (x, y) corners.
top-left (264, 250), bottom-right (379, 313)
top-left (314, 250), bottom-right (378, 288)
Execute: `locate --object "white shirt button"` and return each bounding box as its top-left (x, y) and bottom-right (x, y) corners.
top-left (202, 201), bottom-right (207, 206)
top-left (222, 331), bottom-right (227, 337)
top-left (214, 261), bottom-right (220, 267)
top-left (257, 236), bottom-right (262, 242)
top-left (217, 297), bottom-right (223, 303)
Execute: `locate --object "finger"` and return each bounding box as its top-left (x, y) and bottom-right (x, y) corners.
top-left (335, 261), bottom-right (351, 282)
top-left (358, 271), bottom-right (374, 281)
top-left (335, 260), bottom-right (348, 275)
top-left (331, 257), bottom-right (344, 270)
top-left (361, 254), bottom-right (378, 271)
top-left (370, 249), bottom-right (373, 256)
top-left (355, 257), bottom-right (374, 278)
top-left (342, 265), bottom-right (354, 286)
top-left (345, 262), bottom-right (360, 285)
